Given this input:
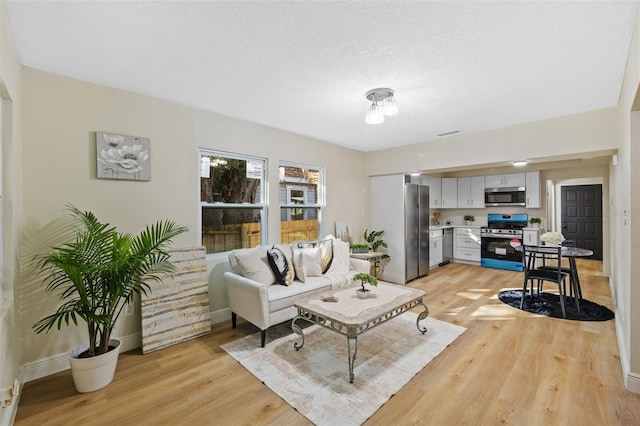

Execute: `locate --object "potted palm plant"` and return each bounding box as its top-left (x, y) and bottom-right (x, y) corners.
top-left (33, 205), bottom-right (187, 393)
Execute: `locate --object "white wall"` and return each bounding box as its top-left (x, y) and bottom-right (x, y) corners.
top-left (19, 68), bottom-right (369, 369)
top-left (370, 174), bottom-right (406, 284)
top-left (616, 5), bottom-right (640, 393)
top-left (365, 107), bottom-right (618, 177)
top-left (0, 0), bottom-right (23, 422)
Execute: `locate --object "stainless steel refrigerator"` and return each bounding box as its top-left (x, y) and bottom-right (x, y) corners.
top-left (404, 183), bottom-right (430, 281)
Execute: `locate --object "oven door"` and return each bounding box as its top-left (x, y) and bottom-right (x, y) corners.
top-left (480, 233), bottom-right (524, 271)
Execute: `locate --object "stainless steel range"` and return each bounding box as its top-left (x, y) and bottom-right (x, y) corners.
top-left (480, 213), bottom-right (528, 271)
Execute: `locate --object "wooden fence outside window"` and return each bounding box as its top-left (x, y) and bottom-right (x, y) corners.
top-left (202, 220), bottom-right (319, 254)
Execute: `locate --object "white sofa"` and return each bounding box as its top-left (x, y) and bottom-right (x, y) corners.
top-left (224, 236), bottom-right (370, 346)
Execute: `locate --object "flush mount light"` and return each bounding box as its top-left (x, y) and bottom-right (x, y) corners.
top-left (513, 160), bottom-right (528, 167)
top-left (365, 88), bottom-right (398, 124)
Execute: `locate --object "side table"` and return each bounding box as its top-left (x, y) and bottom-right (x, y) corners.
top-left (349, 251), bottom-right (385, 277)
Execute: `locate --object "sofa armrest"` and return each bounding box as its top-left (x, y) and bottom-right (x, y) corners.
top-left (350, 257), bottom-right (371, 274)
top-left (223, 271), bottom-right (270, 331)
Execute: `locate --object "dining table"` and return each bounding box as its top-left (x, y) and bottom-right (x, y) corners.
top-left (515, 245), bottom-right (594, 311)
top-left (556, 246), bottom-right (593, 300)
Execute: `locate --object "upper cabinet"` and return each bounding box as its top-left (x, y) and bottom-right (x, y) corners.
top-left (441, 178), bottom-right (458, 208)
top-left (485, 173), bottom-right (525, 188)
top-left (525, 171), bottom-right (541, 208)
top-left (424, 175), bottom-right (442, 209)
top-left (424, 172), bottom-right (538, 209)
top-left (457, 176), bottom-right (485, 209)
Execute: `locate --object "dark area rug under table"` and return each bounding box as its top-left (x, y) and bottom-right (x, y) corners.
top-left (498, 289), bottom-right (614, 321)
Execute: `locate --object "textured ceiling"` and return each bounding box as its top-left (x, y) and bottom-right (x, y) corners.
top-left (5, 1), bottom-right (639, 152)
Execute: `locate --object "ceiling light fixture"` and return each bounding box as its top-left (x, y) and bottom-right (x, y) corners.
top-left (365, 88), bottom-right (397, 124)
top-left (513, 160), bottom-right (528, 167)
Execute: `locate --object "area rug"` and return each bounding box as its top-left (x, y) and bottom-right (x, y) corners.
top-left (498, 289), bottom-right (614, 321)
top-left (221, 313), bottom-right (465, 426)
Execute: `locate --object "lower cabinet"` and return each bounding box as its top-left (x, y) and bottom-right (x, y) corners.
top-left (429, 230), bottom-right (443, 268)
top-left (454, 227), bottom-right (481, 263)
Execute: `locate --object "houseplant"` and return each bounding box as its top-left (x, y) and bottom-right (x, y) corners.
top-left (529, 217), bottom-right (542, 227)
top-left (464, 215), bottom-right (475, 225)
top-left (363, 229), bottom-right (390, 275)
top-left (33, 205), bottom-right (187, 392)
top-left (349, 243), bottom-right (370, 254)
top-left (353, 272), bottom-right (378, 298)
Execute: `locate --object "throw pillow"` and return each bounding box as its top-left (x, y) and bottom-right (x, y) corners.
top-left (300, 247), bottom-right (323, 277)
top-left (230, 246), bottom-right (275, 286)
top-left (274, 244), bottom-right (295, 285)
top-left (297, 239), bottom-right (333, 273)
top-left (267, 246), bottom-right (294, 286)
top-left (316, 238), bottom-right (334, 273)
top-left (292, 249), bottom-right (307, 283)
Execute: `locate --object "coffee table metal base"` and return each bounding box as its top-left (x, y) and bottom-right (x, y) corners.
top-left (292, 298), bottom-right (429, 383)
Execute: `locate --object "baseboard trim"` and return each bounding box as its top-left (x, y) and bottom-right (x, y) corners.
top-left (22, 351), bottom-right (69, 383)
top-left (379, 272), bottom-right (405, 285)
top-left (626, 372), bottom-right (640, 394)
top-left (20, 311), bottom-right (231, 385)
top-left (22, 332), bottom-right (142, 383)
top-left (211, 307), bottom-right (231, 325)
top-left (614, 314), bottom-right (629, 375)
top-left (613, 310), bottom-right (640, 394)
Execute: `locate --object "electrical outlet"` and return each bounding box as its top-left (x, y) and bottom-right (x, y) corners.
top-left (0, 385), bottom-right (12, 408)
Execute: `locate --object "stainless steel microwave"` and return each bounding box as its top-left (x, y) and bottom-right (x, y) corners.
top-left (484, 187), bottom-right (526, 206)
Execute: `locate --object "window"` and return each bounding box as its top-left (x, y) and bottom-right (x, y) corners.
top-left (279, 162), bottom-right (324, 243)
top-left (199, 150), bottom-right (266, 254)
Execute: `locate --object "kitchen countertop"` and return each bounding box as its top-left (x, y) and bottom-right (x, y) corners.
top-left (428, 224), bottom-right (482, 230)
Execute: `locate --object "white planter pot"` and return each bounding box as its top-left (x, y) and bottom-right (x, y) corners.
top-left (68, 338), bottom-right (121, 393)
top-left (356, 289), bottom-right (372, 299)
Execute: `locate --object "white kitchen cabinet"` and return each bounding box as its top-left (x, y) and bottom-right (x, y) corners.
top-left (429, 229), bottom-right (443, 268)
top-left (485, 173), bottom-right (525, 188)
top-left (454, 227), bottom-right (481, 262)
top-left (424, 175), bottom-right (442, 209)
top-left (525, 171), bottom-right (542, 208)
top-left (457, 176), bottom-right (485, 208)
top-left (441, 178), bottom-right (458, 208)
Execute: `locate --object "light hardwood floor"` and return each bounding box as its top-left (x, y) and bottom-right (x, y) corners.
top-left (15, 260), bottom-right (640, 425)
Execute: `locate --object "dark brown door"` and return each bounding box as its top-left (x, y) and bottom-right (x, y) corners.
top-left (561, 184), bottom-right (602, 260)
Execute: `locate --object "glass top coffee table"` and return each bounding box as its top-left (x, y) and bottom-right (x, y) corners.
top-left (292, 282), bottom-right (428, 383)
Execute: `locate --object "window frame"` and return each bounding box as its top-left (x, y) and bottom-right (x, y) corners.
top-left (198, 149), bottom-right (268, 255)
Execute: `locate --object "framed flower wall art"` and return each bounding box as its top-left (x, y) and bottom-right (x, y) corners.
top-left (96, 131), bottom-right (151, 181)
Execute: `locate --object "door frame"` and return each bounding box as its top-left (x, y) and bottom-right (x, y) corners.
top-left (547, 176), bottom-right (609, 276)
